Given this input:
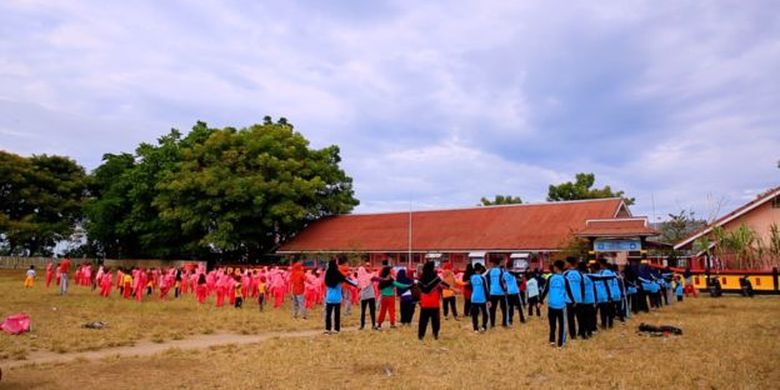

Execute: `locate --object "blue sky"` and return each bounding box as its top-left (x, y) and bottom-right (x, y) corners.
top-left (1, 0), bottom-right (778, 222)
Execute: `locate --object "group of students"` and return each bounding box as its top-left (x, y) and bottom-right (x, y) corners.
top-left (26, 255), bottom-right (689, 346)
top-left (319, 255), bottom-right (689, 345)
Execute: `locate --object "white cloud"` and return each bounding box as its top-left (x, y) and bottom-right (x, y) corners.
top-left (350, 138), bottom-right (564, 212)
top-left (0, 0), bottom-right (777, 220)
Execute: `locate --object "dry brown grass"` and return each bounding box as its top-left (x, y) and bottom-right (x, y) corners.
top-left (2, 265), bottom-right (779, 389)
top-left (0, 270), bottom-right (345, 359)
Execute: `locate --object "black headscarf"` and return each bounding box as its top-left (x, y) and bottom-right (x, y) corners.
top-left (419, 261), bottom-right (441, 293)
top-left (462, 263), bottom-right (474, 282)
top-left (324, 259), bottom-right (345, 288)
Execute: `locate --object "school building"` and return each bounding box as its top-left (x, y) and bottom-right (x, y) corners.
top-left (277, 198), bottom-right (657, 270)
top-left (674, 186), bottom-right (780, 270)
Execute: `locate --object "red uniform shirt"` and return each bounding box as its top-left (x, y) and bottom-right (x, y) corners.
top-left (291, 271), bottom-right (305, 295)
top-left (59, 259), bottom-right (71, 273)
top-left (420, 287), bottom-right (442, 309)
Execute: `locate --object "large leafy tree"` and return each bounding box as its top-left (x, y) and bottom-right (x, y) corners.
top-left (0, 151), bottom-right (88, 255)
top-left (479, 195), bottom-right (523, 206)
top-left (154, 118), bottom-right (358, 260)
top-left (547, 172), bottom-right (635, 205)
top-left (84, 118), bottom-right (358, 262)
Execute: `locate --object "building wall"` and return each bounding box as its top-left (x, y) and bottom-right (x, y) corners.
top-left (722, 199), bottom-right (780, 245)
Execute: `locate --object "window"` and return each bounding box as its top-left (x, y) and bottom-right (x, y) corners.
top-left (773, 195), bottom-right (780, 208)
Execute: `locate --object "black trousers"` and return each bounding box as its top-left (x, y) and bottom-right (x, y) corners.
top-left (463, 298), bottom-right (471, 318)
top-left (418, 308), bottom-right (440, 340)
top-left (443, 296), bottom-right (458, 318)
top-left (548, 308), bottom-right (565, 347)
top-left (575, 303), bottom-right (589, 338)
top-left (661, 287), bottom-right (669, 305)
top-left (582, 304), bottom-right (596, 335)
top-left (566, 303), bottom-right (578, 339)
top-left (614, 300), bottom-right (625, 322)
top-left (400, 299), bottom-right (416, 324)
top-left (360, 298), bottom-right (376, 329)
top-left (638, 291), bottom-right (650, 312)
top-left (507, 294), bottom-right (525, 324)
top-left (471, 302), bottom-right (488, 331)
top-left (234, 297), bottom-right (243, 308)
top-left (528, 296), bottom-right (541, 317)
top-left (677, 295), bottom-right (683, 302)
top-left (325, 303), bottom-right (341, 332)
top-left (598, 302), bottom-right (613, 328)
top-left (488, 295), bottom-right (508, 327)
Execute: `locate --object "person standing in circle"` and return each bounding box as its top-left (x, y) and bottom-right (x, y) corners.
top-left (417, 260), bottom-right (448, 340)
top-left (324, 260), bottom-right (357, 334)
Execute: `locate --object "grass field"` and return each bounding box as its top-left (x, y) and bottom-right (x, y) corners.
top-left (2, 269), bottom-right (780, 389)
top-left (0, 270), bottom-right (333, 360)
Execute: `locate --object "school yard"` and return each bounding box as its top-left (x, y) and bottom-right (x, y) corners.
top-left (1, 270), bottom-right (779, 389)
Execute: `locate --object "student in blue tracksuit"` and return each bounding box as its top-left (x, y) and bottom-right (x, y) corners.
top-left (639, 265), bottom-right (662, 309)
top-left (469, 263), bottom-right (490, 332)
top-left (541, 260), bottom-right (575, 347)
top-left (587, 261), bottom-right (615, 330)
top-left (504, 269), bottom-right (526, 325)
top-left (486, 259), bottom-right (508, 328)
top-left (599, 259), bottom-right (621, 328)
top-left (674, 276), bottom-right (684, 302)
top-left (613, 264), bottom-right (628, 321)
top-left (563, 257), bottom-right (584, 340)
top-left (577, 261), bottom-right (596, 338)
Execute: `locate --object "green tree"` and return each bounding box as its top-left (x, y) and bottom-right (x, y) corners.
top-left (154, 118), bottom-right (359, 261)
top-left (659, 209), bottom-right (707, 244)
top-left (479, 195), bottom-right (523, 206)
top-left (547, 173), bottom-right (635, 205)
top-left (0, 151), bottom-right (88, 255)
top-left (84, 123), bottom-right (221, 259)
top-left (83, 152), bottom-right (139, 258)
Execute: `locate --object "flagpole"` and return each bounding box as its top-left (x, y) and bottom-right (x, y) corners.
top-left (408, 199), bottom-right (412, 268)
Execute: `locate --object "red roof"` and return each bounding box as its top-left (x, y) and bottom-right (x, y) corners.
top-left (576, 218), bottom-right (657, 237)
top-left (278, 198), bottom-right (626, 253)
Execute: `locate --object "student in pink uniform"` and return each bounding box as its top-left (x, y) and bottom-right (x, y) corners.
top-left (95, 266), bottom-right (105, 292)
top-left (215, 272), bottom-right (229, 308)
top-left (84, 264), bottom-right (92, 287)
top-left (241, 270), bottom-right (251, 300)
top-left (45, 261), bottom-right (54, 288)
top-left (134, 269), bottom-right (147, 302)
top-left (100, 268), bottom-right (113, 297)
top-left (304, 271), bottom-right (318, 310)
top-left (270, 271), bottom-right (286, 309)
top-left (196, 273), bottom-right (208, 304)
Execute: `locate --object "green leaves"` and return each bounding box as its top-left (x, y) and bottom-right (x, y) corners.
top-left (84, 118), bottom-right (358, 262)
top-left (479, 195), bottom-right (523, 206)
top-left (0, 151), bottom-right (88, 256)
top-left (660, 209), bottom-right (706, 244)
top-left (547, 172), bottom-right (635, 205)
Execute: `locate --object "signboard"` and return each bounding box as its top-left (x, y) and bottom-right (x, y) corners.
top-left (512, 259), bottom-right (529, 272)
top-left (594, 239), bottom-right (641, 252)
